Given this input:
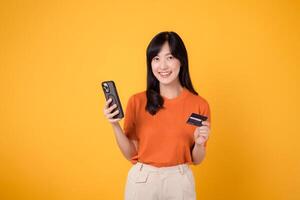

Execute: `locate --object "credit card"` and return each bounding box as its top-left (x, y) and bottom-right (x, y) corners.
top-left (186, 113), bottom-right (208, 127)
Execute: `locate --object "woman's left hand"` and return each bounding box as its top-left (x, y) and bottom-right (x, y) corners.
top-left (193, 121), bottom-right (211, 146)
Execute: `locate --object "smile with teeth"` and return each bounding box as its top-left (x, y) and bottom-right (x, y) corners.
top-left (159, 71), bottom-right (172, 78)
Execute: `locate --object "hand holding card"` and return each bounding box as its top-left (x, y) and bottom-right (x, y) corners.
top-left (187, 113), bottom-right (211, 147)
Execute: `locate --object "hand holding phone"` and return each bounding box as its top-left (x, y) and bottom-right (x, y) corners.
top-left (101, 81), bottom-right (124, 121)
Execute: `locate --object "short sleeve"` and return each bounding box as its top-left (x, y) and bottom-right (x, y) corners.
top-left (123, 95), bottom-right (138, 140)
top-left (199, 100), bottom-right (211, 148)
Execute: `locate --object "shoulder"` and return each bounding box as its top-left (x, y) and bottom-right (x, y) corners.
top-left (129, 90), bottom-right (146, 101)
top-left (127, 91), bottom-right (147, 106)
top-left (132, 90), bottom-right (147, 99)
top-left (185, 89), bottom-right (211, 119)
top-left (186, 89), bottom-right (210, 106)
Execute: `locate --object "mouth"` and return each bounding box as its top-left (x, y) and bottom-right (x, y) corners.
top-left (159, 71), bottom-right (172, 78)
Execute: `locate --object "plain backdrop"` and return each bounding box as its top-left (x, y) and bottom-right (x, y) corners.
top-left (0, 0), bottom-right (299, 199)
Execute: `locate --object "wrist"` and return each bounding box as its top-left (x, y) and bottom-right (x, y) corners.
top-left (111, 122), bottom-right (120, 128)
top-left (194, 142), bottom-right (205, 149)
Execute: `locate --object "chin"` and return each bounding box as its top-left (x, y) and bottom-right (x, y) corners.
top-left (158, 79), bottom-right (176, 85)
top-left (155, 74), bottom-right (178, 85)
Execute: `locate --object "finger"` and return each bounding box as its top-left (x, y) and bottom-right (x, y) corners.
top-left (106, 104), bottom-right (117, 114)
top-left (194, 127), bottom-right (210, 137)
top-left (199, 127), bottom-right (209, 132)
top-left (198, 131), bottom-right (210, 136)
top-left (200, 134), bottom-right (209, 138)
top-left (202, 121), bottom-right (210, 126)
top-left (197, 133), bottom-right (209, 138)
top-left (107, 109), bottom-right (119, 119)
top-left (195, 133), bottom-right (209, 138)
top-left (199, 136), bottom-right (209, 142)
top-left (197, 126), bottom-right (209, 132)
top-left (105, 98), bottom-right (112, 108)
top-left (196, 133), bottom-right (208, 138)
top-left (107, 109), bottom-right (120, 119)
top-left (195, 136), bottom-right (208, 144)
top-left (194, 127), bottom-right (207, 136)
top-left (198, 135), bottom-right (209, 140)
top-left (104, 106), bottom-right (111, 115)
top-left (197, 133), bottom-right (209, 140)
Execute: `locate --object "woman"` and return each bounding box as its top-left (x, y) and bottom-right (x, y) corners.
top-left (103, 31), bottom-right (211, 200)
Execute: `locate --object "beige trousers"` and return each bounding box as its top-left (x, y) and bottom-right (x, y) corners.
top-left (124, 162), bottom-right (196, 200)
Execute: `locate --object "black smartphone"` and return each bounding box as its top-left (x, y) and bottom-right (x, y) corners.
top-left (101, 80), bottom-right (124, 119)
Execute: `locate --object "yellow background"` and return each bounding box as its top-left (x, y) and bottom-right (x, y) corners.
top-left (0, 0), bottom-right (299, 199)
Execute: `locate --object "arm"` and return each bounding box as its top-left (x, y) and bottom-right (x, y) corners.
top-left (192, 100), bottom-right (211, 165)
top-left (192, 143), bottom-right (206, 165)
top-left (192, 119), bottom-right (210, 165)
top-left (103, 96), bottom-right (138, 162)
top-left (111, 122), bottom-right (138, 161)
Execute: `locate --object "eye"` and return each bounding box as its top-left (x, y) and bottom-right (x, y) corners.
top-left (167, 56), bottom-right (173, 60)
top-left (152, 57), bottom-right (159, 61)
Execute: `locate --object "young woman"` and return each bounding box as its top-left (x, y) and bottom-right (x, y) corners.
top-left (103, 31), bottom-right (211, 200)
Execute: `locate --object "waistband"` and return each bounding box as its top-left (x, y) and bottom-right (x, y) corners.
top-left (135, 162), bottom-right (190, 175)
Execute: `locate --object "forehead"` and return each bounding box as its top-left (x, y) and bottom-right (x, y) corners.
top-left (157, 42), bottom-right (172, 56)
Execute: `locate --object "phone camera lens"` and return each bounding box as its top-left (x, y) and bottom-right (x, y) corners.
top-left (102, 83), bottom-right (110, 93)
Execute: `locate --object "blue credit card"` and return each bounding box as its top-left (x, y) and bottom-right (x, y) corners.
top-left (186, 113), bottom-right (208, 126)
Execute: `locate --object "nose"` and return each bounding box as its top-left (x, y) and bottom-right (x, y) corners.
top-left (159, 59), bottom-right (168, 70)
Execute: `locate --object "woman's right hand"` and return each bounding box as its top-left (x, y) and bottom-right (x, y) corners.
top-left (103, 98), bottom-right (122, 124)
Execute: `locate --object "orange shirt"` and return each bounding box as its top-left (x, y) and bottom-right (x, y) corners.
top-left (123, 87), bottom-right (211, 167)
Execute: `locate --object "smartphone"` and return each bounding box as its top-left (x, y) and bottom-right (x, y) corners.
top-left (101, 80), bottom-right (124, 119)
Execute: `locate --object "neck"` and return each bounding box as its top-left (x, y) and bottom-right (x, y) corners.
top-left (160, 82), bottom-right (183, 99)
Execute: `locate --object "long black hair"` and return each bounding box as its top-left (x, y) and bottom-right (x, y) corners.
top-left (145, 31), bottom-right (198, 115)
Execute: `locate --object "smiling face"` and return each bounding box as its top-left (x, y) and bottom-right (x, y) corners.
top-left (151, 42), bottom-right (181, 87)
